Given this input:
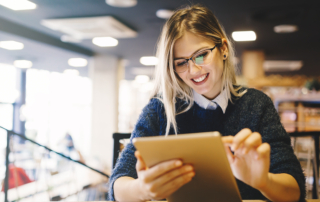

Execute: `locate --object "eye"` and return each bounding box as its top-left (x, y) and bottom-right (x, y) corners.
top-left (196, 52), bottom-right (208, 59)
top-left (176, 60), bottom-right (187, 66)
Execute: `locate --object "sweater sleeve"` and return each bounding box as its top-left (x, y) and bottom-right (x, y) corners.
top-left (258, 96), bottom-right (306, 201)
top-left (107, 98), bottom-right (162, 201)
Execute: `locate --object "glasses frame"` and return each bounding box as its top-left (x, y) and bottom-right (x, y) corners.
top-left (173, 45), bottom-right (218, 73)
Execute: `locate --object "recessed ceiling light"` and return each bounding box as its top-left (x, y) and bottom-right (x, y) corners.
top-left (92, 37), bottom-right (118, 47)
top-left (135, 75), bottom-right (150, 83)
top-left (0, 41), bottom-right (24, 50)
top-left (68, 58), bottom-right (88, 67)
top-left (42, 16), bottom-right (137, 40)
top-left (106, 0), bottom-right (137, 7)
top-left (0, 0), bottom-right (37, 10)
top-left (232, 31), bottom-right (256, 42)
top-left (63, 69), bottom-right (80, 76)
top-left (274, 25), bottom-right (298, 33)
top-left (14, 60), bottom-right (33, 68)
top-left (61, 35), bottom-right (82, 43)
top-left (263, 60), bottom-right (303, 71)
top-left (156, 9), bottom-right (174, 19)
top-left (140, 57), bottom-right (158, 66)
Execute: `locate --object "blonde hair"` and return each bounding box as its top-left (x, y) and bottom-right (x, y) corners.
top-left (151, 5), bottom-right (246, 135)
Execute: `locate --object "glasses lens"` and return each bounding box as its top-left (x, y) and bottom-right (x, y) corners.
top-left (193, 49), bottom-right (211, 66)
top-left (174, 59), bottom-right (188, 73)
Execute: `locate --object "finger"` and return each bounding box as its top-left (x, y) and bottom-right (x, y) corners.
top-left (135, 151), bottom-right (147, 171)
top-left (224, 144), bottom-right (234, 164)
top-left (221, 136), bottom-right (234, 146)
top-left (232, 128), bottom-right (252, 150)
top-left (151, 164), bottom-right (194, 188)
top-left (144, 159), bottom-right (183, 182)
top-left (256, 143), bottom-right (271, 160)
top-left (243, 132), bottom-right (262, 154)
top-left (157, 171), bottom-right (194, 198)
top-left (142, 166), bottom-right (194, 200)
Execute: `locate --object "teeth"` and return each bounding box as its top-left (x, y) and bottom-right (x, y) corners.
top-left (193, 74), bottom-right (208, 82)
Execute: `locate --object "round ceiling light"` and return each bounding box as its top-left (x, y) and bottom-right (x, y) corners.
top-left (0, 0), bottom-right (37, 11)
top-left (140, 56), bottom-right (158, 66)
top-left (92, 37), bottom-right (118, 47)
top-left (68, 58), bottom-right (88, 67)
top-left (0, 41), bottom-right (24, 50)
top-left (106, 0), bottom-right (137, 7)
top-left (13, 60), bottom-right (33, 68)
top-left (232, 31), bottom-right (256, 42)
top-left (274, 25), bottom-right (298, 33)
top-left (156, 9), bottom-right (174, 19)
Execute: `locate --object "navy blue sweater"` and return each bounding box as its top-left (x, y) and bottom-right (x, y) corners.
top-left (108, 88), bottom-right (306, 201)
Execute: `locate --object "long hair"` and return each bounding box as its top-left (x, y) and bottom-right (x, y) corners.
top-left (151, 5), bottom-right (246, 135)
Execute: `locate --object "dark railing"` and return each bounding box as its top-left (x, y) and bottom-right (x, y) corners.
top-left (0, 126), bottom-right (109, 202)
top-left (289, 131), bottom-right (320, 199)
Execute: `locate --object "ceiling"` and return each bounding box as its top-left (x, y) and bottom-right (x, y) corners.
top-left (0, 0), bottom-right (319, 79)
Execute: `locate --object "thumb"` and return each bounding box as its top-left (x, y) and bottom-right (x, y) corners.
top-left (221, 136), bottom-right (234, 164)
top-left (135, 151), bottom-right (147, 171)
top-left (224, 144), bottom-right (234, 164)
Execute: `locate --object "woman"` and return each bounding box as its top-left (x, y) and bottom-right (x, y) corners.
top-left (108, 5), bottom-right (305, 202)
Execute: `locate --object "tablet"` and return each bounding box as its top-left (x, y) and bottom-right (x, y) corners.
top-left (133, 131), bottom-right (242, 202)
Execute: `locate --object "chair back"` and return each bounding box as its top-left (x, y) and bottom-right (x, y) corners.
top-left (112, 133), bottom-right (131, 169)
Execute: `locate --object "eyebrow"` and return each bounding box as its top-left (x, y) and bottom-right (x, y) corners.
top-left (174, 46), bottom-right (211, 60)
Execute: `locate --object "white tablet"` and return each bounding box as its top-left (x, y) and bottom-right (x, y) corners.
top-left (133, 131), bottom-right (242, 202)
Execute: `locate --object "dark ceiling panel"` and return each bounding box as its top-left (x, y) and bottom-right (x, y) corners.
top-left (0, 0), bottom-right (318, 77)
top-left (0, 17), bottom-right (93, 56)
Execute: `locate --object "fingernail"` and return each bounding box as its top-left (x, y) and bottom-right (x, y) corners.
top-left (188, 172), bottom-right (195, 177)
top-left (175, 161), bottom-right (182, 166)
top-left (185, 166), bottom-right (193, 171)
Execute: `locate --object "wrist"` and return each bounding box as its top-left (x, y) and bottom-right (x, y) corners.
top-left (132, 178), bottom-right (149, 201)
top-left (258, 173), bottom-right (273, 193)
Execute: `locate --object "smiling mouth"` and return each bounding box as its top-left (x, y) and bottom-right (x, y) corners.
top-left (191, 73), bottom-right (209, 84)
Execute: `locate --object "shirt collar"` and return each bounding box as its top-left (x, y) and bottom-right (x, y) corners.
top-left (193, 89), bottom-right (228, 113)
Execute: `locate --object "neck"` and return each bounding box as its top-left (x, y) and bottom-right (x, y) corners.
top-left (203, 84), bottom-right (222, 100)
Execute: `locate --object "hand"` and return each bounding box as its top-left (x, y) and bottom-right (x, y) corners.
top-left (222, 128), bottom-right (271, 190)
top-left (134, 151), bottom-right (195, 201)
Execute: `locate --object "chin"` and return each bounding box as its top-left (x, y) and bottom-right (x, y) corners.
top-left (193, 87), bottom-right (210, 95)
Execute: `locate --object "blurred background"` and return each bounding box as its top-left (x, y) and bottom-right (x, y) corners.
top-left (0, 0), bottom-right (319, 201)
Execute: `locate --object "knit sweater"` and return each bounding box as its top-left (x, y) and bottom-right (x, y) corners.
top-left (108, 88), bottom-right (306, 201)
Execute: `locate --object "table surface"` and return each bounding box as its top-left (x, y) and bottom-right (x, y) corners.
top-left (107, 200), bottom-right (320, 202)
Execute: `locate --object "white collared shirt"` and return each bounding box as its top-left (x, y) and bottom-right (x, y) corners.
top-left (193, 89), bottom-right (228, 114)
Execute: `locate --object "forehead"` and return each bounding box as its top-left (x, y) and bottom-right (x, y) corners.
top-left (173, 32), bottom-right (214, 58)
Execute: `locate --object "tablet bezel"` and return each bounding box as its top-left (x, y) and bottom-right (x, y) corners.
top-left (133, 131), bottom-right (242, 202)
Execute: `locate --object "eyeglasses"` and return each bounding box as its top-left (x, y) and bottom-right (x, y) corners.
top-left (173, 45), bottom-right (218, 73)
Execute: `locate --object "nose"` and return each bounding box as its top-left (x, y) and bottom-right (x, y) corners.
top-left (188, 60), bottom-right (201, 74)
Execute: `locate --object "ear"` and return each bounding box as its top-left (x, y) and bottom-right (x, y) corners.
top-left (220, 38), bottom-right (229, 60)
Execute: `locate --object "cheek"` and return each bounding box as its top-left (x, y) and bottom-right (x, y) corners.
top-left (177, 73), bottom-right (189, 83)
top-left (210, 60), bottom-right (224, 76)
top-left (217, 64), bottom-right (224, 76)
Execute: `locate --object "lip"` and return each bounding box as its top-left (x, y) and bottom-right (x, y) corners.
top-left (191, 73), bottom-right (209, 85)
